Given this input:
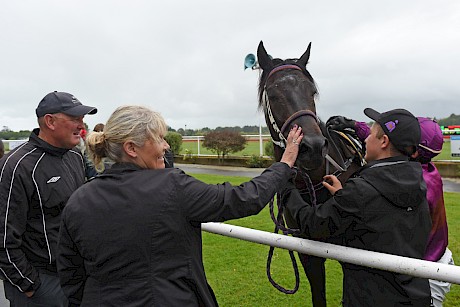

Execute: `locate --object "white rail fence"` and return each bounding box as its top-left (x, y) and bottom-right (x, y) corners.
top-left (183, 134), bottom-right (271, 156)
top-left (201, 222), bottom-right (460, 284)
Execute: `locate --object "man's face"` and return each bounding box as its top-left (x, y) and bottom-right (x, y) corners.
top-left (50, 113), bottom-right (85, 149)
top-left (364, 123), bottom-right (383, 162)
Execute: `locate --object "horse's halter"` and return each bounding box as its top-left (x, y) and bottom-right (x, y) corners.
top-left (263, 64), bottom-right (319, 149)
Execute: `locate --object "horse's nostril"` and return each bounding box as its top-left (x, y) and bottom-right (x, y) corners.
top-left (299, 144), bottom-right (308, 154)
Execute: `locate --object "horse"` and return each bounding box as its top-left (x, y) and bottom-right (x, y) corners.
top-left (257, 41), bottom-right (365, 307)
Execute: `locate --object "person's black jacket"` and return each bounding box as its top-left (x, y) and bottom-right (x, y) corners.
top-left (57, 162), bottom-right (294, 306)
top-left (284, 156), bottom-right (432, 306)
top-left (0, 129), bottom-right (86, 292)
top-left (164, 149), bottom-right (174, 168)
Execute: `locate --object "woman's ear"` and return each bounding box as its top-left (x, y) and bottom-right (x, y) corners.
top-left (123, 141), bottom-right (137, 158)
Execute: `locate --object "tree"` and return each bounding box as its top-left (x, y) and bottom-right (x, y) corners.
top-left (0, 130), bottom-right (31, 140)
top-left (164, 132), bottom-right (183, 155)
top-left (437, 113), bottom-right (460, 127)
top-left (203, 130), bottom-right (247, 162)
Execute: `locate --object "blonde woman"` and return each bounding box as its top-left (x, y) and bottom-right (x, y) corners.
top-left (57, 105), bottom-right (303, 306)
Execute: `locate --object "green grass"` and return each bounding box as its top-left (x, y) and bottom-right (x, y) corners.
top-left (191, 173), bottom-right (460, 306)
top-left (434, 140), bottom-right (460, 161)
top-left (180, 140), bottom-right (271, 156)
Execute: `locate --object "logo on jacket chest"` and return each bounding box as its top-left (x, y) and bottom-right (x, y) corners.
top-left (47, 176), bottom-right (61, 183)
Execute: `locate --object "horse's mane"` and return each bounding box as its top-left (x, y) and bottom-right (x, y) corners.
top-left (257, 58), bottom-right (319, 111)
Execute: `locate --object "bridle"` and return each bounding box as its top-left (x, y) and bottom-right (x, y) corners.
top-left (263, 64), bottom-right (319, 149)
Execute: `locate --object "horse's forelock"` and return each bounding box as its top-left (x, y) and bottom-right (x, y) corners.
top-left (257, 70), bottom-right (268, 110)
top-left (257, 58), bottom-right (318, 110)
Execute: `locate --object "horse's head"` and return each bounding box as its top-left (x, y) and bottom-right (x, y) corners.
top-left (257, 41), bottom-right (327, 171)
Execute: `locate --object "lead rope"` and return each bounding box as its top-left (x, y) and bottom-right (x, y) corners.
top-left (266, 168), bottom-right (318, 294)
top-left (266, 194), bottom-right (300, 294)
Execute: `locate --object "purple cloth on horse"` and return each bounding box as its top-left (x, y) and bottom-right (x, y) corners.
top-left (422, 162), bottom-right (449, 262)
top-left (354, 121), bottom-right (370, 142)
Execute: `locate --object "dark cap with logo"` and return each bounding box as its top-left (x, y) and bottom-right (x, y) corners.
top-left (364, 108), bottom-right (420, 156)
top-left (36, 91), bottom-right (97, 117)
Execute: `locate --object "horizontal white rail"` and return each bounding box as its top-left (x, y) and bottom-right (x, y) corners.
top-left (201, 222), bottom-right (460, 284)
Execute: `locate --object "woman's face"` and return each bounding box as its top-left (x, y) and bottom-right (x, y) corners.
top-left (136, 138), bottom-right (170, 169)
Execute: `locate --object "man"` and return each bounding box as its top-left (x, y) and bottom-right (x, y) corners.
top-left (0, 91), bottom-right (97, 306)
top-left (283, 108), bottom-right (432, 306)
top-left (328, 115), bottom-right (453, 306)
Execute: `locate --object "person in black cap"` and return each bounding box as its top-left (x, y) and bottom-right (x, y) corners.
top-left (0, 91), bottom-right (97, 306)
top-left (327, 114), bottom-right (453, 306)
top-left (283, 108), bottom-right (432, 306)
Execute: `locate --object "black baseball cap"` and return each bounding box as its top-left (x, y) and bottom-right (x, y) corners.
top-left (364, 108), bottom-right (420, 155)
top-left (35, 91), bottom-right (97, 118)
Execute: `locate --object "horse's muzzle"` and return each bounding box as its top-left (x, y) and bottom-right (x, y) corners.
top-left (297, 135), bottom-right (328, 170)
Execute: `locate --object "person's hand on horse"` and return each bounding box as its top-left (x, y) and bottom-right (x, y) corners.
top-left (281, 125), bottom-right (303, 168)
top-left (322, 174), bottom-right (342, 195)
top-left (326, 116), bottom-right (356, 131)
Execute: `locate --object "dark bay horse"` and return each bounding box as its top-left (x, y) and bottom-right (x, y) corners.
top-left (257, 41), bottom-right (364, 306)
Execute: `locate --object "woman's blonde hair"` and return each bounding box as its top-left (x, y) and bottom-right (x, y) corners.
top-left (86, 105), bottom-right (167, 172)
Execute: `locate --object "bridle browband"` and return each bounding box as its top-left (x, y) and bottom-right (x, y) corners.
top-left (263, 64), bottom-right (319, 149)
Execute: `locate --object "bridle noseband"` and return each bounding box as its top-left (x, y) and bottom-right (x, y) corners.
top-left (263, 64), bottom-right (319, 149)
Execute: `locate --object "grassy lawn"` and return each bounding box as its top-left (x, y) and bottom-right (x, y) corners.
top-left (180, 140), bottom-right (272, 156)
top-left (434, 140), bottom-right (460, 161)
top-left (192, 173), bottom-right (460, 306)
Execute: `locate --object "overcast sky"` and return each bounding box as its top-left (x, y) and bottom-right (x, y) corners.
top-left (1, 1), bottom-right (459, 132)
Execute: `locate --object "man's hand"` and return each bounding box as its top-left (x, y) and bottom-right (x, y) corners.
top-left (322, 175), bottom-right (342, 195)
top-left (25, 290), bottom-right (34, 298)
top-left (326, 116), bottom-right (356, 131)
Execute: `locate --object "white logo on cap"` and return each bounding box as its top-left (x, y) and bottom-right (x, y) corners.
top-left (71, 96), bottom-right (79, 104)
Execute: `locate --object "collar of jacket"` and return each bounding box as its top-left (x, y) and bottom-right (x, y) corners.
top-left (30, 128), bottom-right (71, 156)
top-left (102, 162), bottom-right (144, 175)
top-left (364, 155), bottom-right (409, 169)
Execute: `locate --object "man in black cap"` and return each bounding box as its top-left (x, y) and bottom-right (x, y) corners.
top-left (0, 91), bottom-right (97, 306)
top-left (283, 108), bottom-right (432, 306)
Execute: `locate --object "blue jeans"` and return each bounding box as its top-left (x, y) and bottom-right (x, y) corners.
top-left (3, 271), bottom-right (68, 307)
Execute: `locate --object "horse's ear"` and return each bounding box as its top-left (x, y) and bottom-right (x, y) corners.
top-left (257, 41), bottom-right (273, 71)
top-left (297, 42), bottom-right (312, 68)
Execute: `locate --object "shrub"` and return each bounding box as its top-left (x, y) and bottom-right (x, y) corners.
top-left (264, 141), bottom-right (274, 158)
top-left (246, 155), bottom-right (266, 168)
top-left (164, 132), bottom-right (182, 155)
